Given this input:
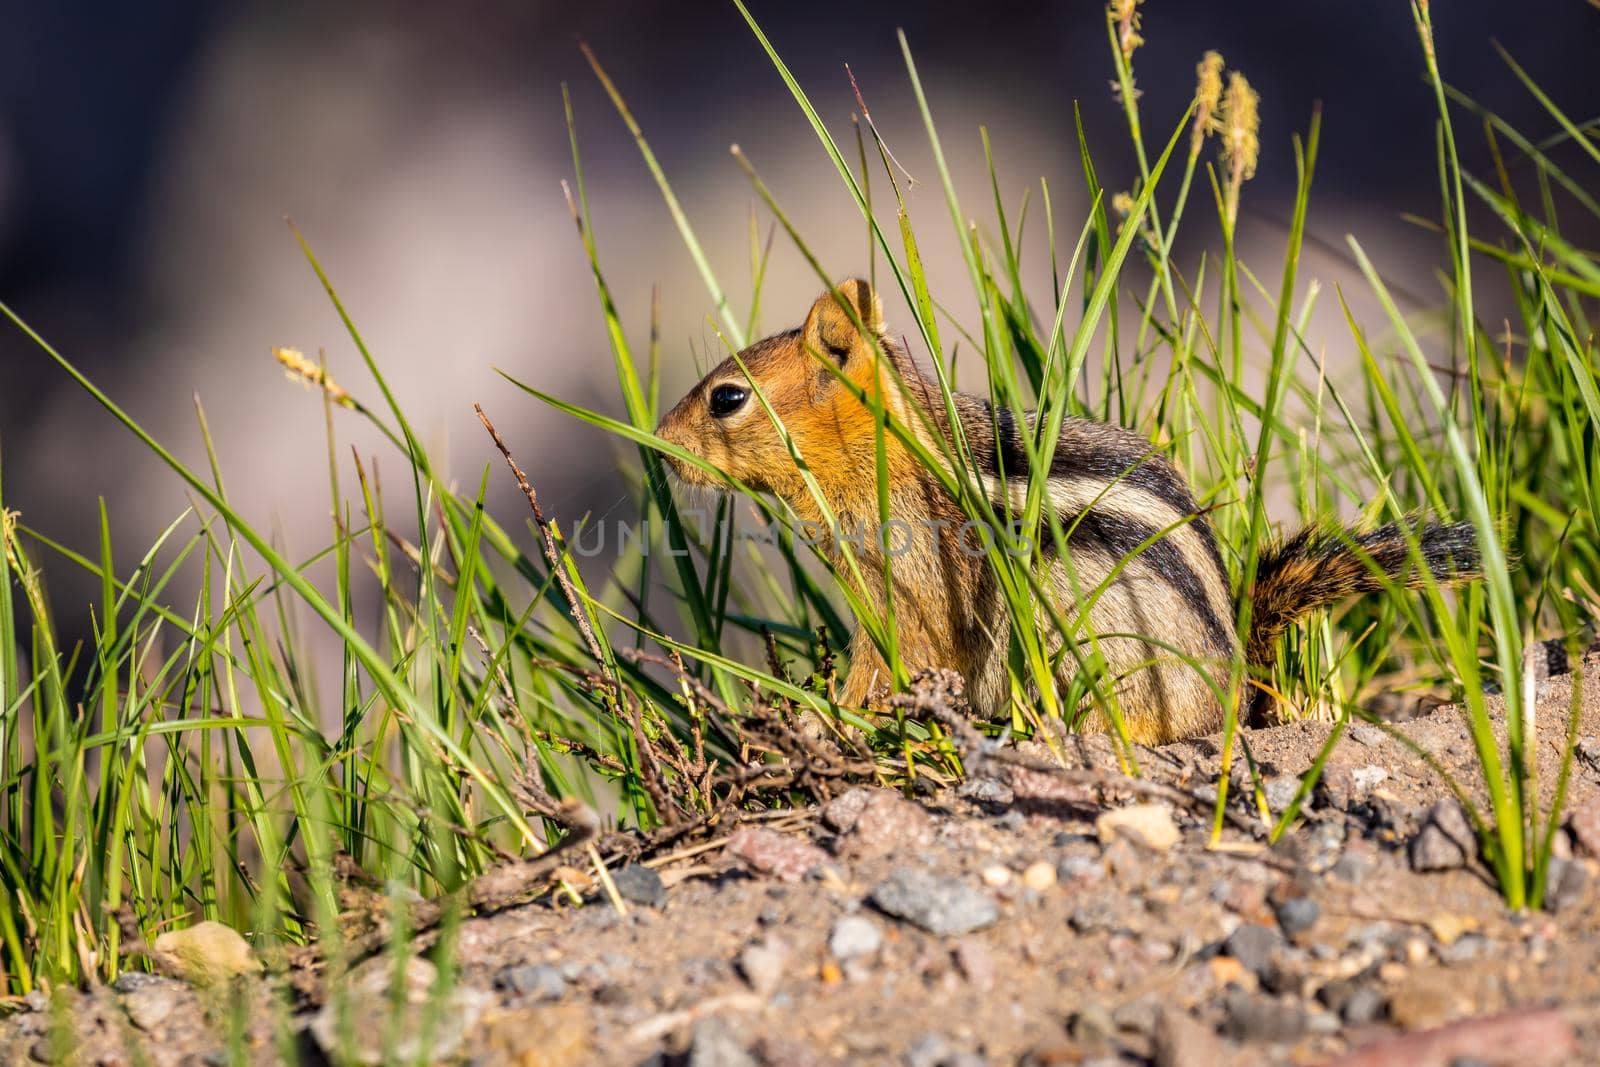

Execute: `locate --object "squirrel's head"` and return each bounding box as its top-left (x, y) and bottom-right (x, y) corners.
top-left (656, 279), bottom-right (910, 503)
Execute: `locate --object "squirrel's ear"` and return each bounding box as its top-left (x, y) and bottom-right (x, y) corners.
top-left (807, 278), bottom-right (884, 363)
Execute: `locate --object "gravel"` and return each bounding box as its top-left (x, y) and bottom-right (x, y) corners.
top-left (1220, 991), bottom-right (1307, 1044)
top-left (869, 868), bottom-right (999, 937)
top-left (1409, 799), bottom-right (1476, 871)
top-left (736, 937), bottom-right (791, 996)
top-left (687, 1017), bottom-right (757, 1067)
top-left (828, 916), bottom-right (883, 960)
top-left (1273, 896), bottom-right (1321, 936)
top-left (494, 963), bottom-right (568, 1001)
top-left (1223, 923), bottom-right (1283, 979)
top-left (610, 863), bottom-right (667, 908)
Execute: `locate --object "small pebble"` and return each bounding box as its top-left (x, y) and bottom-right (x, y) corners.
top-left (609, 863), bottom-right (667, 908)
top-left (1221, 991), bottom-right (1307, 1044)
top-left (1263, 778), bottom-right (1301, 812)
top-left (1224, 923), bottom-right (1283, 980)
top-left (493, 963), bottom-right (567, 1001)
top-left (736, 937), bottom-right (791, 996)
top-left (821, 789), bottom-right (871, 833)
top-left (1057, 854), bottom-right (1104, 884)
top-left (1438, 933), bottom-right (1489, 966)
top-left (1341, 985), bottom-right (1388, 1025)
top-left (1544, 856), bottom-right (1592, 913)
top-left (1426, 913), bottom-right (1471, 946)
top-left (1095, 803), bottom-right (1181, 853)
top-left (725, 828), bottom-right (830, 883)
top-left (1021, 861), bottom-right (1057, 892)
top-left (687, 1017), bottom-right (757, 1067)
top-left (869, 867), bottom-right (999, 937)
top-left (1331, 851), bottom-right (1373, 884)
top-left (1274, 897), bottom-right (1320, 936)
top-left (953, 940), bottom-right (996, 991)
top-left (828, 917), bottom-right (883, 961)
top-left (1152, 1007), bottom-right (1228, 1067)
top-left (958, 775), bottom-right (1014, 807)
top-left (1351, 765), bottom-right (1390, 792)
top-left (121, 981), bottom-right (185, 1032)
top-left (1409, 799), bottom-right (1475, 872)
top-left (1111, 995), bottom-right (1159, 1037)
top-left (1070, 1003), bottom-right (1115, 1048)
top-left (1349, 724), bottom-right (1386, 746)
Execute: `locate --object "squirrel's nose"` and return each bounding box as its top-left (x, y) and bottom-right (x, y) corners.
top-left (654, 400), bottom-right (694, 477)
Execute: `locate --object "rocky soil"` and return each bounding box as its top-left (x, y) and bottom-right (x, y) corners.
top-left (5, 657), bottom-right (1600, 1066)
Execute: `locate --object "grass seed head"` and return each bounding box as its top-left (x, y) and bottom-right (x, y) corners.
top-left (1, 507), bottom-right (17, 561)
top-left (274, 346), bottom-right (354, 409)
top-left (1109, 0), bottom-right (1145, 60)
top-left (1221, 71), bottom-right (1261, 184)
top-left (1193, 51), bottom-right (1225, 153)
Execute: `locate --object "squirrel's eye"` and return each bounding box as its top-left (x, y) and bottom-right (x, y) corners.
top-left (708, 383), bottom-right (749, 418)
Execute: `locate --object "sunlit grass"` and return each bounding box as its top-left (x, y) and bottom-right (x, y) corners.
top-left (0, 0), bottom-right (1594, 1023)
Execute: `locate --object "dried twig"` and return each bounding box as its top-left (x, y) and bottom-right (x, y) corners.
top-left (892, 670), bottom-right (1259, 834)
top-left (335, 796), bottom-right (603, 963)
top-left (474, 403), bottom-right (611, 682)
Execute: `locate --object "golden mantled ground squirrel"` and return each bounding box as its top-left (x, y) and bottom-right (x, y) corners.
top-left (656, 280), bottom-right (1480, 743)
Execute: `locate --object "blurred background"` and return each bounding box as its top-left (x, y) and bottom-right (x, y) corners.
top-left (1, 0), bottom-right (1594, 622)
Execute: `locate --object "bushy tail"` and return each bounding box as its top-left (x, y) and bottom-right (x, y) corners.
top-left (1245, 519), bottom-right (1481, 710)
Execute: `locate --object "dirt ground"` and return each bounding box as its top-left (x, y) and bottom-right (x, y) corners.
top-left (6, 657), bottom-right (1600, 1066)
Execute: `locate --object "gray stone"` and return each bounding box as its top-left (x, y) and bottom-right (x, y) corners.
top-left (1300, 820), bottom-right (1347, 873)
top-left (904, 1032), bottom-right (986, 1067)
top-left (1544, 856), bottom-right (1591, 913)
top-left (869, 867), bottom-right (999, 937)
top-left (493, 963), bottom-right (567, 1001)
top-left (1221, 991), bottom-right (1307, 1044)
top-left (1351, 765), bottom-right (1390, 792)
top-left (1112, 995), bottom-right (1160, 1036)
top-left (1057, 854), bottom-right (1104, 884)
top-left (309, 956), bottom-right (488, 1066)
top-left (821, 789), bottom-right (872, 833)
top-left (736, 937), bottom-right (790, 996)
top-left (1349, 724), bottom-right (1386, 747)
top-left (993, 810), bottom-right (1026, 832)
top-left (1305, 1009), bottom-right (1341, 1035)
top-left (956, 775), bottom-right (1014, 807)
top-left (1273, 897), bottom-right (1320, 936)
top-left (905, 1036), bottom-right (949, 1067)
top-left (1152, 1007), bottom-right (1227, 1067)
top-left (828, 915), bottom-right (883, 961)
top-left (610, 863), bottom-right (667, 907)
top-left (1439, 933), bottom-right (1489, 966)
top-left (1341, 985), bottom-right (1388, 1025)
top-left (111, 972), bottom-right (166, 994)
top-left (1331, 851), bottom-right (1372, 884)
top-left (121, 981), bottom-right (186, 1032)
top-left (688, 1017), bottom-right (757, 1067)
top-left (1410, 799), bottom-right (1476, 871)
top-left (1068, 899), bottom-right (1124, 935)
top-left (1223, 923), bottom-right (1283, 979)
top-left (1263, 778), bottom-right (1301, 812)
